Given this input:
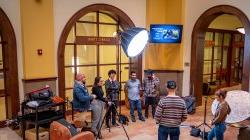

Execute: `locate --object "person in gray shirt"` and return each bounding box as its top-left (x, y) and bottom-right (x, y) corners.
top-left (124, 71), bottom-right (145, 122)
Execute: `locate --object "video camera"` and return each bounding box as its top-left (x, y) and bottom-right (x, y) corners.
top-left (106, 83), bottom-right (120, 101)
top-left (107, 86), bottom-right (119, 94)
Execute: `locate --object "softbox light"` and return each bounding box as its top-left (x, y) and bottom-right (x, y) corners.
top-left (121, 27), bottom-right (148, 57)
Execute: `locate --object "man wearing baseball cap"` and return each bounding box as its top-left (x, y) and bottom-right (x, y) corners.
top-left (155, 80), bottom-right (187, 140)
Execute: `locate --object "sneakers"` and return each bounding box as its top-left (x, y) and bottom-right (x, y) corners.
top-left (139, 117), bottom-right (145, 122)
top-left (131, 117), bottom-right (136, 122)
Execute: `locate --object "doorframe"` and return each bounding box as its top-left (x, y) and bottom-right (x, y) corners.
top-left (190, 5), bottom-right (250, 105)
top-left (0, 8), bottom-right (19, 123)
top-left (57, 4), bottom-right (140, 99)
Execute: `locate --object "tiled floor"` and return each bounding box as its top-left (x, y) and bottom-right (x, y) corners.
top-left (100, 97), bottom-right (250, 140)
top-left (1, 96), bottom-right (250, 140)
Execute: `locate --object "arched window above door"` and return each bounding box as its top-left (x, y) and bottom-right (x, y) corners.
top-left (58, 4), bottom-right (141, 105)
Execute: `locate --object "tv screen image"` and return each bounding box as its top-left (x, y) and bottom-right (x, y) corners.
top-left (150, 24), bottom-right (183, 43)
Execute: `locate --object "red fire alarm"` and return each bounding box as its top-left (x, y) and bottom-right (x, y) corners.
top-left (37, 49), bottom-right (43, 55)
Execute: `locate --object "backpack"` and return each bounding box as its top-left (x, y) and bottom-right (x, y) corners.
top-left (183, 96), bottom-right (196, 114)
top-left (118, 114), bottom-right (129, 125)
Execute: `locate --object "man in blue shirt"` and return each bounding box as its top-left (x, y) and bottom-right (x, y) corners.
top-left (124, 71), bottom-right (145, 122)
top-left (72, 73), bottom-right (96, 122)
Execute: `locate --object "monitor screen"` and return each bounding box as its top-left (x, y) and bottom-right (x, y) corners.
top-left (150, 24), bottom-right (183, 43)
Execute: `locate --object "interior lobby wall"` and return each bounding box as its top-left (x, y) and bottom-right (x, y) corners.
top-left (54, 0), bottom-right (146, 97)
top-left (0, 0), bottom-right (24, 102)
top-left (20, 0), bottom-right (57, 98)
top-left (145, 0), bottom-right (184, 96)
top-left (20, 0), bottom-right (56, 79)
top-left (145, 0), bottom-right (184, 70)
top-left (182, 0), bottom-right (250, 96)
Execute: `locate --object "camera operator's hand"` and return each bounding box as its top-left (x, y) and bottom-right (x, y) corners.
top-left (108, 101), bottom-right (112, 106)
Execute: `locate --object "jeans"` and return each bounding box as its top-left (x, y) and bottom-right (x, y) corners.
top-left (208, 123), bottom-right (226, 140)
top-left (90, 100), bottom-right (104, 135)
top-left (129, 99), bottom-right (143, 119)
top-left (145, 97), bottom-right (157, 118)
top-left (158, 125), bottom-right (180, 140)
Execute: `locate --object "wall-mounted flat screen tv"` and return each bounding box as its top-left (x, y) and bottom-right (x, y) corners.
top-left (150, 24), bottom-right (183, 43)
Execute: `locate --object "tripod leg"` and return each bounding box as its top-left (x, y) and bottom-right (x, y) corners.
top-left (204, 123), bottom-right (212, 129)
top-left (113, 107), bottom-right (130, 140)
top-left (96, 105), bottom-right (112, 140)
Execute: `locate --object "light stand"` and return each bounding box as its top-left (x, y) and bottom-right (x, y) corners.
top-left (196, 96), bottom-right (212, 140)
top-left (96, 103), bottom-right (129, 140)
top-left (119, 39), bottom-right (122, 115)
top-left (117, 27), bottom-right (148, 115)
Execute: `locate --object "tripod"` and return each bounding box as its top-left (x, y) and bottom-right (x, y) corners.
top-left (96, 103), bottom-right (129, 140)
top-left (196, 96), bottom-right (212, 140)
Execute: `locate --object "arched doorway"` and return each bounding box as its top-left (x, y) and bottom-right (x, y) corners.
top-left (0, 8), bottom-right (19, 125)
top-left (190, 5), bottom-right (250, 105)
top-left (57, 4), bottom-right (141, 104)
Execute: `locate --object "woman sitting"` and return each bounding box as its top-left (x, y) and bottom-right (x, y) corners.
top-left (91, 77), bottom-right (111, 138)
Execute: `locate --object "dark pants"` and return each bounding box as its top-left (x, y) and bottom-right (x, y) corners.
top-left (145, 96), bottom-right (157, 118)
top-left (105, 101), bottom-right (118, 126)
top-left (158, 125), bottom-right (180, 140)
top-left (129, 99), bottom-right (143, 119)
top-left (208, 123), bottom-right (226, 140)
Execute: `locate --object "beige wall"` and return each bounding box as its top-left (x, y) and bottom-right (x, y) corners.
top-left (20, 0), bottom-right (56, 79)
top-left (145, 0), bottom-right (184, 70)
top-left (182, 0), bottom-right (250, 96)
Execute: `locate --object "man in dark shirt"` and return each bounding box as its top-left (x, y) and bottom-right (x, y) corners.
top-left (142, 70), bottom-right (160, 118)
top-left (105, 70), bottom-right (120, 127)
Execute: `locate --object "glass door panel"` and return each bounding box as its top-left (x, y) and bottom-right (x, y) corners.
top-left (99, 25), bottom-right (117, 37)
top-left (99, 45), bottom-right (117, 64)
top-left (77, 45), bottom-right (97, 65)
top-left (203, 61), bottom-right (212, 74)
top-left (99, 65), bottom-right (117, 81)
top-left (223, 33), bottom-right (231, 46)
top-left (79, 66), bottom-right (97, 86)
top-left (64, 45), bottom-right (74, 66)
top-left (76, 22), bottom-right (97, 36)
top-left (214, 33), bottom-right (223, 46)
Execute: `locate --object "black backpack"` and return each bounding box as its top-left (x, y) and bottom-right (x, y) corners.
top-left (118, 114), bottom-right (129, 125)
top-left (183, 96), bottom-right (196, 114)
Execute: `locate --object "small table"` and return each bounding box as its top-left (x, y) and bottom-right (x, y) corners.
top-left (21, 101), bottom-right (66, 140)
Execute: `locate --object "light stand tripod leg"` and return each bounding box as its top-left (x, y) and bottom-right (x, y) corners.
top-left (114, 106), bottom-right (130, 140)
top-left (96, 105), bottom-right (112, 140)
top-left (119, 43), bottom-right (122, 115)
top-left (96, 104), bottom-right (130, 140)
top-left (196, 96), bottom-right (211, 140)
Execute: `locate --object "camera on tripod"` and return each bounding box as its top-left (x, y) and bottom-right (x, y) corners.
top-left (107, 85), bottom-right (120, 101)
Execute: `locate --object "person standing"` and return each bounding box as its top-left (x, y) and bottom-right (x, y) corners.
top-left (124, 71), bottom-right (145, 122)
top-left (208, 90), bottom-right (231, 140)
top-left (105, 70), bottom-right (120, 127)
top-left (142, 70), bottom-right (160, 118)
top-left (155, 81), bottom-right (187, 140)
